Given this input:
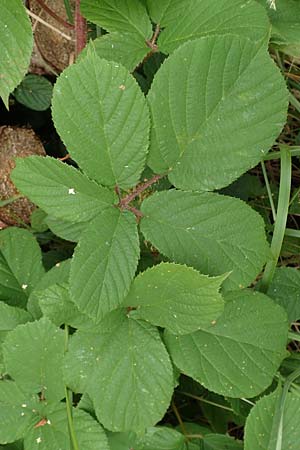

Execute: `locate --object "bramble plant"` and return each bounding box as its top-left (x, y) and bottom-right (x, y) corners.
top-left (1, 0), bottom-right (300, 449)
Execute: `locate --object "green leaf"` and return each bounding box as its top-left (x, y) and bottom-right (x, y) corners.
top-left (136, 427), bottom-right (186, 450)
top-left (124, 262), bottom-right (225, 335)
top-left (52, 52), bottom-right (150, 189)
top-left (3, 318), bottom-right (65, 402)
top-left (267, 267), bottom-right (300, 323)
top-left (81, 0), bottom-right (152, 38)
top-left (65, 310), bottom-right (174, 432)
top-left (107, 431), bottom-right (137, 450)
top-left (0, 303), bottom-right (31, 331)
top-left (38, 282), bottom-right (93, 329)
top-left (73, 409), bottom-right (110, 450)
top-left (70, 208), bottom-right (140, 322)
top-left (0, 0), bottom-right (33, 108)
top-left (202, 434), bottom-right (243, 449)
top-left (148, 0), bottom-right (270, 54)
top-left (0, 227), bottom-right (45, 307)
top-left (140, 190), bottom-right (269, 290)
top-left (165, 290), bottom-right (288, 397)
top-left (46, 216), bottom-right (87, 242)
top-left (13, 74), bottom-right (53, 111)
top-left (27, 259), bottom-right (71, 319)
top-left (87, 32), bottom-right (149, 72)
top-left (147, 36), bottom-right (288, 191)
top-left (11, 156), bottom-right (115, 223)
top-left (0, 380), bottom-right (38, 444)
top-left (244, 389), bottom-right (300, 450)
top-left (258, 0), bottom-right (300, 57)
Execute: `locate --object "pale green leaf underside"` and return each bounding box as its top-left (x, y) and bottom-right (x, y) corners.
top-left (245, 389), bottom-right (300, 450)
top-left (3, 318), bottom-right (65, 402)
top-left (165, 290), bottom-right (288, 397)
top-left (124, 262), bottom-right (225, 335)
top-left (65, 311), bottom-right (174, 432)
top-left (38, 282), bottom-right (93, 330)
top-left (147, 35), bottom-right (288, 191)
top-left (0, 0), bottom-right (33, 108)
top-left (0, 381), bottom-right (38, 444)
top-left (81, 0), bottom-right (152, 38)
top-left (152, 0), bottom-right (270, 54)
top-left (141, 190), bottom-right (269, 290)
top-left (46, 216), bottom-right (87, 242)
top-left (11, 156), bottom-right (115, 223)
top-left (52, 52), bottom-right (150, 189)
top-left (0, 227), bottom-right (45, 308)
top-left (87, 32), bottom-right (150, 72)
top-left (268, 267), bottom-right (300, 323)
top-left (70, 208), bottom-right (140, 322)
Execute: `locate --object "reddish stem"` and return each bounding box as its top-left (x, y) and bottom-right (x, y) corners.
top-left (75, 0), bottom-right (87, 56)
top-left (118, 173), bottom-right (164, 209)
top-left (31, 0), bottom-right (74, 29)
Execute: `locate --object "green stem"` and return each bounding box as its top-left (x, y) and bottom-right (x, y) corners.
top-left (288, 331), bottom-right (300, 342)
top-left (289, 92), bottom-right (300, 114)
top-left (264, 147), bottom-right (300, 161)
top-left (63, 0), bottom-right (74, 24)
top-left (285, 228), bottom-right (300, 238)
top-left (178, 391), bottom-right (234, 412)
top-left (260, 147), bottom-right (292, 293)
top-left (64, 325), bottom-right (79, 450)
top-left (261, 161), bottom-right (276, 221)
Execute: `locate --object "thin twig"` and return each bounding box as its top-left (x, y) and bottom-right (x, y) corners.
top-left (146, 23), bottom-right (160, 51)
top-left (26, 8), bottom-right (73, 41)
top-left (75, 0), bottom-right (87, 56)
top-left (31, 0), bottom-right (74, 29)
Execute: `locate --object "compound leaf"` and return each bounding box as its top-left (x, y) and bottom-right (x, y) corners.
top-left (52, 52), bottom-right (150, 189)
top-left (0, 227), bottom-right (45, 308)
top-left (244, 388), bottom-right (300, 450)
top-left (147, 36), bottom-right (288, 191)
top-left (70, 208), bottom-right (140, 322)
top-left (148, 0), bottom-right (270, 54)
top-left (0, 0), bottom-right (33, 108)
top-left (3, 318), bottom-right (65, 402)
top-left (141, 190), bottom-right (269, 290)
top-left (65, 310), bottom-right (174, 432)
top-left (165, 290), bottom-right (288, 397)
top-left (11, 156), bottom-right (115, 223)
top-left (81, 0), bottom-right (152, 38)
top-left (124, 262), bottom-right (225, 335)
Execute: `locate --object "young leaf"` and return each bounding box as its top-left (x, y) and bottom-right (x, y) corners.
top-left (124, 262), bottom-right (225, 335)
top-left (65, 310), bottom-right (174, 432)
top-left (11, 156), bottom-right (115, 223)
top-left (149, 0), bottom-right (270, 54)
top-left (244, 389), bottom-right (300, 450)
top-left (80, 0), bottom-right (152, 38)
top-left (147, 36), bottom-right (288, 191)
top-left (140, 190), bottom-right (269, 290)
top-left (3, 318), bottom-right (65, 402)
top-left (27, 259), bottom-right (71, 319)
top-left (0, 0), bottom-right (33, 108)
top-left (52, 52), bottom-right (150, 189)
top-left (38, 282), bottom-right (93, 330)
top-left (0, 227), bottom-right (45, 307)
top-left (70, 208), bottom-right (140, 322)
top-left (267, 267), bottom-right (300, 323)
top-left (165, 290), bottom-right (288, 398)
top-left (13, 74), bottom-right (53, 112)
top-left (86, 32), bottom-right (150, 72)
top-left (0, 381), bottom-right (38, 444)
